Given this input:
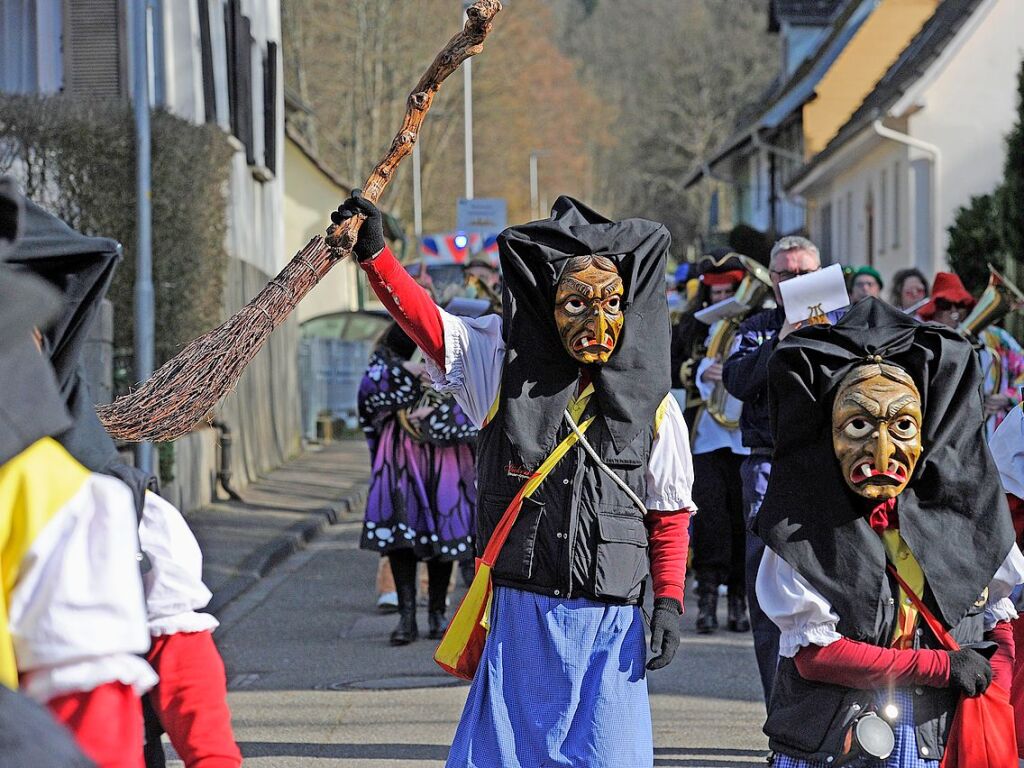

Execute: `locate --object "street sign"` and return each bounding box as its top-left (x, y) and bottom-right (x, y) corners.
top-left (456, 198), bottom-right (507, 234)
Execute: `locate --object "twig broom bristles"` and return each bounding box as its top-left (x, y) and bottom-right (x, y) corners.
top-left (98, 0), bottom-right (502, 442)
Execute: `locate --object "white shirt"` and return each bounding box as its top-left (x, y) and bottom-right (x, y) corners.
top-left (424, 309), bottom-right (697, 512)
top-left (756, 544), bottom-right (1024, 658)
top-left (692, 354), bottom-right (749, 457)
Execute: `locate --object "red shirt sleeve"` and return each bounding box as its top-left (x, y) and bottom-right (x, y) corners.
top-left (48, 681), bottom-right (144, 768)
top-left (646, 509), bottom-right (690, 606)
top-left (986, 621), bottom-right (1015, 692)
top-left (360, 246), bottom-right (445, 368)
top-left (1007, 493), bottom-right (1024, 547)
top-left (794, 636), bottom-right (950, 689)
top-left (146, 631), bottom-right (242, 768)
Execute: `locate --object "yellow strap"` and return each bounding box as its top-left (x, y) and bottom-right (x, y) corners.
top-left (0, 438), bottom-right (91, 689)
top-left (654, 394), bottom-right (672, 434)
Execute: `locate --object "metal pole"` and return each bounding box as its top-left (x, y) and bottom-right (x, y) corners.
top-left (131, 0), bottom-right (154, 475)
top-left (413, 139), bottom-right (423, 237)
top-left (462, 3), bottom-right (473, 199)
top-left (529, 152), bottom-right (538, 221)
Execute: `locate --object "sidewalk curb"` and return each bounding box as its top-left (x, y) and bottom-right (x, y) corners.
top-left (207, 488), bottom-right (367, 617)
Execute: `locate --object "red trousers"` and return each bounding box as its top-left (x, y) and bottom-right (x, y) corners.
top-left (49, 681), bottom-right (144, 768)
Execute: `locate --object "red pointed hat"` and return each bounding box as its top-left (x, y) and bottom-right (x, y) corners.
top-left (916, 272), bottom-right (975, 320)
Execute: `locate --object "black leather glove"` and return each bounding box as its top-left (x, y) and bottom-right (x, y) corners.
top-left (948, 648), bottom-right (993, 696)
top-left (647, 597), bottom-right (682, 671)
top-left (330, 189), bottom-right (385, 262)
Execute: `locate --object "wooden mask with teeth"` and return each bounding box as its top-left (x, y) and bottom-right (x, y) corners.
top-left (832, 362), bottom-right (922, 500)
top-left (553, 254), bottom-right (624, 365)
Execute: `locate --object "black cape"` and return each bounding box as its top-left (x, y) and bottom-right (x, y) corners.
top-left (6, 199), bottom-right (154, 513)
top-left (496, 196), bottom-right (671, 467)
top-left (0, 179), bottom-right (71, 465)
top-left (755, 297), bottom-right (1014, 637)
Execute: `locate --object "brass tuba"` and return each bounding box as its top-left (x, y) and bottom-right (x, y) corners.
top-left (957, 264), bottom-right (1024, 341)
top-left (957, 264), bottom-right (1024, 397)
top-left (702, 255), bottom-right (774, 428)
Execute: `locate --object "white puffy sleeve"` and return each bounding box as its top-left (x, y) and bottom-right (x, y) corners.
top-left (756, 547), bottom-right (842, 657)
top-left (645, 395), bottom-right (696, 512)
top-left (985, 543), bottom-right (1024, 629)
top-left (11, 473), bottom-right (158, 704)
top-left (423, 309), bottom-right (505, 428)
top-left (989, 404), bottom-right (1024, 498)
top-left (138, 492), bottom-right (219, 637)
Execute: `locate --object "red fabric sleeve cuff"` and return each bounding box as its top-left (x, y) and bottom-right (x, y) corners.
top-left (646, 509), bottom-right (690, 608)
top-left (794, 636), bottom-right (950, 689)
top-left (361, 246), bottom-right (445, 368)
top-left (48, 681), bottom-right (143, 768)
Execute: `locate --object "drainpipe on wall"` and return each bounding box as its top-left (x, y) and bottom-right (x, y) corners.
top-left (871, 119), bottom-right (941, 277)
top-left (211, 420), bottom-right (243, 502)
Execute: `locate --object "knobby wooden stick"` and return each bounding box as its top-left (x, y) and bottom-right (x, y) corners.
top-left (98, 0), bottom-right (502, 442)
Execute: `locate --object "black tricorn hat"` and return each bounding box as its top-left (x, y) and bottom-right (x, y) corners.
top-left (755, 297), bottom-right (1014, 637)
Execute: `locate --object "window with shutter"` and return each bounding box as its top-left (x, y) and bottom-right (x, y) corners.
top-left (224, 0), bottom-right (254, 163)
top-left (62, 0), bottom-right (126, 98)
top-left (197, 0), bottom-right (216, 123)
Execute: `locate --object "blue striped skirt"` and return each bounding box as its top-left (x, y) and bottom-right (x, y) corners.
top-left (772, 689), bottom-right (939, 768)
top-left (445, 586), bottom-right (653, 768)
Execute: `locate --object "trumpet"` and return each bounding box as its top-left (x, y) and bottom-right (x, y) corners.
top-left (957, 264), bottom-right (1024, 398)
top-left (702, 255), bottom-right (773, 428)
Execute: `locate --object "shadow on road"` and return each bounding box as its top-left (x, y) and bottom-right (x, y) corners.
top-left (239, 741), bottom-right (449, 760)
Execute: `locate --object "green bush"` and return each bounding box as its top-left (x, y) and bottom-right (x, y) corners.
top-left (0, 93), bottom-right (232, 367)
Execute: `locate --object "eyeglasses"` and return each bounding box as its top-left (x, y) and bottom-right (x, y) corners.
top-left (770, 267), bottom-right (820, 282)
top-left (934, 298), bottom-right (971, 312)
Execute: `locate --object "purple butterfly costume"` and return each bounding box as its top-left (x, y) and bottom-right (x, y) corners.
top-left (358, 348), bottom-right (478, 561)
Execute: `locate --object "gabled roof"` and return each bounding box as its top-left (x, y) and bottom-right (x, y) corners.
top-left (769, 0), bottom-right (844, 32)
top-left (787, 0), bottom-right (985, 190)
top-left (684, 0), bottom-right (871, 188)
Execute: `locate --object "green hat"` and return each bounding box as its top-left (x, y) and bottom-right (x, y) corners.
top-left (852, 265), bottom-right (884, 289)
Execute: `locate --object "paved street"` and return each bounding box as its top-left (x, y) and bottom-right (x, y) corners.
top-left (206, 505), bottom-right (769, 766)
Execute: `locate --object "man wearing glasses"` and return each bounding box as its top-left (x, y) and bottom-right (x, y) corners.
top-left (722, 236), bottom-right (831, 704)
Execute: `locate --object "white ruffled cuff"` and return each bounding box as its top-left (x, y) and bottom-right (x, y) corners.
top-left (148, 611), bottom-right (220, 637)
top-left (425, 312), bottom-right (467, 394)
top-left (778, 621), bottom-right (842, 658)
top-left (21, 655), bottom-right (159, 704)
top-left (984, 597), bottom-right (1019, 630)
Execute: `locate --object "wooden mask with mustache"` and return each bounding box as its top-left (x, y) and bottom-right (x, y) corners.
top-left (553, 254), bottom-right (624, 365)
top-left (832, 362), bottom-right (922, 501)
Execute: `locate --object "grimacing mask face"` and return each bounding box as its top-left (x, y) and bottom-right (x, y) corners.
top-left (553, 255), bottom-right (624, 365)
top-left (831, 363), bottom-right (923, 501)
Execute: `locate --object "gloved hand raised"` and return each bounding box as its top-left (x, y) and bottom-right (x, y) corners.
top-left (331, 189), bottom-right (385, 262)
top-left (647, 597), bottom-right (682, 671)
top-left (947, 648), bottom-right (992, 696)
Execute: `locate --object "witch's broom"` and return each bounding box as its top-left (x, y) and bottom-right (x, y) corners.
top-left (97, 0), bottom-right (502, 442)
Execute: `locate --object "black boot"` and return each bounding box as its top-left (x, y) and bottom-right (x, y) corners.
top-left (727, 592), bottom-right (750, 633)
top-left (695, 574), bottom-right (719, 634)
top-left (389, 552), bottom-right (419, 646)
top-left (426, 559), bottom-right (453, 639)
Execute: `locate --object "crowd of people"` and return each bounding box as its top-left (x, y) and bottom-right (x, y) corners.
top-left (350, 183), bottom-right (1024, 767)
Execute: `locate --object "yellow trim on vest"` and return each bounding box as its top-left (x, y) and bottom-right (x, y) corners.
top-left (881, 529), bottom-right (926, 649)
top-left (0, 438), bottom-right (91, 689)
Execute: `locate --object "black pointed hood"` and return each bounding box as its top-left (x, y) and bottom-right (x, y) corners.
top-left (496, 196), bottom-right (671, 466)
top-left (0, 179), bottom-right (72, 465)
top-left (6, 198), bottom-right (153, 511)
top-left (755, 297), bottom-right (1014, 637)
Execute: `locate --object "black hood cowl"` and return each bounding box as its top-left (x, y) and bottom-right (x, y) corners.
top-left (497, 196), bottom-right (671, 467)
top-left (755, 297), bottom-right (1014, 637)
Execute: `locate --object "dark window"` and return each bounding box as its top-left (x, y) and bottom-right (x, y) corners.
top-left (263, 42), bottom-right (278, 173)
top-left (224, 0), bottom-right (254, 163)
top-left (197, 0), bottom-right (216, 123)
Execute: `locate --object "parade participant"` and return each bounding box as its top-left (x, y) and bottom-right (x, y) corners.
top-left (918, 271), bottom-right (1024, 436)
top-left (334, 192), bottom-right (694, 768)
top-left (358, 322), bottom-right (478, 645)
top-left (0, 179), bottom-right (156, 767)
top-left (674, 250), bottom-right (751, 634)
top-left (849, 266), bottom-right (883, 303)
top-left (985, 402), bottom-right (1024, 759)
top-left (721, 235), bottom-right (824, 703)
top-left (756, 297), bottom-right (1024, 766)
top-left (889, 268), bottom-right (929, 311)
top-left (7, 195), bottom-right (241, 768)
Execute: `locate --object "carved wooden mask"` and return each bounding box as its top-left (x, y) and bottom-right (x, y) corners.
top-left (831, 362), bottom-right (922, 501)
top-left (553, 255), bottom-right (624, 365)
